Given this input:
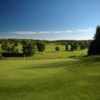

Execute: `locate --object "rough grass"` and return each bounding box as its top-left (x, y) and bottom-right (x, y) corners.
top-left (0, 56), bottom-right (100, 100)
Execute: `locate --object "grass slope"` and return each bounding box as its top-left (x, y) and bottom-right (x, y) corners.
top-left (0, 56), bottom-right (100, 100)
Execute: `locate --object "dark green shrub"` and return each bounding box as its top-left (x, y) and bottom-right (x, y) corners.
top-left (55, 47), bottom-right (60, 51)
top-left (36, 41), bottom-right (46, 52)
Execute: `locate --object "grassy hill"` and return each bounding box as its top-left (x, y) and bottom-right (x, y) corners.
top-left (0, 56), bottom-right (100, 100)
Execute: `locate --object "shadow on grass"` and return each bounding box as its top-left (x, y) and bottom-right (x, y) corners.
top-left (20, 56), bottom-right (100, 70)
top-left (82, 56), bottom-right (100, 62)
top-left (68, 56), bottom-right (77, 58)
top-left (75, 55), bottom-right (100, 67)
top-left (21, 60), bottom-right (77, 69)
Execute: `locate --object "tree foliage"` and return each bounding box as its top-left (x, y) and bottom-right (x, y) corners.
top-left (74, 42), bottom-right (79, 50)
top-left (88, 26), bottom-right (100, 55)
top-left (36, 41), bottom-right (46, 52)
top-left (65, 44), bottom-right (69, 51)
top-left (22, 40), bottom-right (36, 56)
top-left (55, 47), bottom-right (60, 51)
top-left (1, 41), bottom-right (9, 51)
top-left (80, 42), bottom-right (86, 50)
top-left (70, 44), bottom-right (75, 51)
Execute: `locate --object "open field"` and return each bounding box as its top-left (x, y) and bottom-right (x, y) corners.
top-left (0, 56), bottom-right (100, 100)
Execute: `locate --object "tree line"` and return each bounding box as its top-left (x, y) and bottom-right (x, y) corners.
top-left (0, 39), bottom-right (91, 57)
top-left (0, 40), bottom-right (46, 57)
top-left (55, 40), bottom-right (91, 51)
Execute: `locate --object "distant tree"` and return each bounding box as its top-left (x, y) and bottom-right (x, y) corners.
top-left (74, 42), bottom-right (79, 50)
top-left (84, 40), bottom-right (91, 48)
top-left (14, 43), bottom-right (18, 46)
top-left (36, 41), bottom-right (46, 52)
top-left (1, 43), bottom-right (7, 51)
top-left (16, 49), bottom-right (19, 53)
top-left (65, 44), bottom-right (69, 51)
top-left (1, 42), bottom-right (9, 51)
top-left (22, 40), bottom-right (36, 56)
top-left (55, 47), bottom-right (60, 51)
top-left (88, 26), bottom-right (100, 55)
top-left (10, 45), bottom-right (16, 53)
top-left (70, 44), bottom-right (74, 51)
top-left (80, 42), bottom-right (86, 50)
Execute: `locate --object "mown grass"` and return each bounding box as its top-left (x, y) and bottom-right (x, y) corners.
top-left (0, 56), bottom-right (100, 100)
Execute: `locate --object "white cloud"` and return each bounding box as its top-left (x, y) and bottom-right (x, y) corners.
top-left (11, 30), bottom-right (73, 35)
top-left (53, 30), bottom-right (73, 34)
top-left (38, 31), bottom-right (50, 34)
top-left (53, 31), bottom-right (64, 34)
top-left (12, 31), bottom-right (36, 35)
top-left (76, 28), bottom-right (95, 33)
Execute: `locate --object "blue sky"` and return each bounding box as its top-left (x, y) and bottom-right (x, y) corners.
top-left (0, 0), bottom-right (100, 40)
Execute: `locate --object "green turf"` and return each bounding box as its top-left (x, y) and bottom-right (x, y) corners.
top-left (0, 56), bottom-right (100, 100)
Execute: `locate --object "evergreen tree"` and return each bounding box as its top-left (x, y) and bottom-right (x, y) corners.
top-left (88, 26), bottom-right (100, 55)
top-left (55, 47), bottom-right (60, 51)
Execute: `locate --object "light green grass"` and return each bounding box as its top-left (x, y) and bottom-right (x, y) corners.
top-left (0, 56), bottom-right (100, 100)
top-left (44, 44), bottom-right (66, 52)
top-left (27, 49), bottom-right (88, 60)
